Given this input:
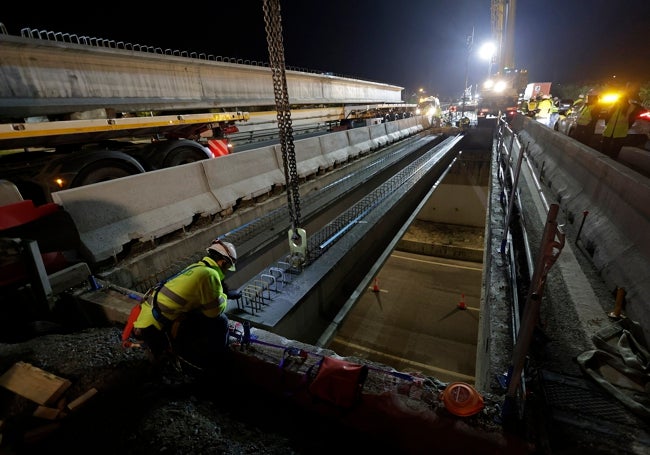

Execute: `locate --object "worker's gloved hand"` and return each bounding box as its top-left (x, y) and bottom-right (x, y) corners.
top-left (226, 289), bottom-right (242, 300)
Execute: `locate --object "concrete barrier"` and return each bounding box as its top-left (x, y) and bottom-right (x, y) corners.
top-left (54, 117), bottom-right (431, 265)
top-left (346, 127), bottom-right (373, 157)
top-left (52, 164), bottom-right (221, 263)
top-left (385, 120), bottom-right (402, 142)
top-left (395, 118), bottom-right (413, 138)
top-left (319, 130), bottom-right (353, 166)
top-left (279, 136), bottom-right (329, 179)
top-left (512, 115), bottom-right (650, 336)
top-left (204, 146), bottom-right (285, 211)
top-left (368, 123), bottom-right (389, 149)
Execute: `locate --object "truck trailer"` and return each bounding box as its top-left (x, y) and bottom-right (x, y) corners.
top-left (0, 109), bottom-right (250, 204)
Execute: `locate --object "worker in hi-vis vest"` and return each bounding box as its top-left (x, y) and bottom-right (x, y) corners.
top-left (126, 239), bottom-right (241, 373)
top-left (601, 95), bottom-right (634, 160)
top-left (574, 94), bottom-right (598, 146)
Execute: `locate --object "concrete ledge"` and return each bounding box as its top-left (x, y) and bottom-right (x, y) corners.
top-left (397, 239), bottom-right (484, 263)
top-left (49, 262), bottom-right (91, 296)
top-left (228, 329), bottom-right (534, 454)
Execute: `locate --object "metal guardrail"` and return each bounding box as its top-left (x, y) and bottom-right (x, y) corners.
top-left (495, 117), bottom-right (567, 422)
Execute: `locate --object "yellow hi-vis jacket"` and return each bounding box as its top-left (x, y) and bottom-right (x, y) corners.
top-left (133, 256), bottom-right (228, 330)
top-left (603, 101), bottom-right (632, 139)
top-left (577, 104), bottom-right (594, 126)
top-left (536, 99), bottom-right (553, 119)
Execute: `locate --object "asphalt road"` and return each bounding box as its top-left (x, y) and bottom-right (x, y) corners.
top-left (328, 251), bottom-right (483, 384)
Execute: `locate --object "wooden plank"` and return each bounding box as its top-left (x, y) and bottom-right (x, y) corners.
top-left (66, 388), bottom-right (98, 412)
top-left (33, 406), bottom-right (62, 420)
top-left (0, 362), bottom-right (71, 406)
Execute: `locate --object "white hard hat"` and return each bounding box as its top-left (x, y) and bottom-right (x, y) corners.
top-left (207, 240), bottom-right (237, 271)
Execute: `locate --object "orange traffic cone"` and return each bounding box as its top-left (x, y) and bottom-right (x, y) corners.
top-left (458, 294), bottom-right (467, 310)
top-left (372, 278), bottom-right (380, 293)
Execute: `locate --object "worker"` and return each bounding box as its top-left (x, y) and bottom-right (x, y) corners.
top-left (131, 239), bottom-right (242, 372)
top-left (527, 96), bottom-right (539, 118)
top-left (549, 97), bottom-right (560, 129)
top-left (535, 95), bottom-right (554, 127)
top-left (600, 95), bottom-right (634, 160)
top-left (574, 94), bottom-right (598, 146)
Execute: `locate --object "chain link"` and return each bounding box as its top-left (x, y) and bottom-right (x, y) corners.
top-left (263, 0), bottom-right (302, 230)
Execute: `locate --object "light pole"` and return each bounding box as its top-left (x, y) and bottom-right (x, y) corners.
top-left (461, 28), bottom-right (474, 117)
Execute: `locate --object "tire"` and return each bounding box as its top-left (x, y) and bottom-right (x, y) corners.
top-left (162, 145), bottom-right (210, 167)
top-left (72, 164), bottom-right (137, 187)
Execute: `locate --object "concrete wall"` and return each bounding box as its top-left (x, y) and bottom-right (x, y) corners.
top-left (416, 184), bottom-right (487, 227)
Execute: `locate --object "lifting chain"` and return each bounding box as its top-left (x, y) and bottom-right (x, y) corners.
top-left (263, 0), bottom-right (306, 267)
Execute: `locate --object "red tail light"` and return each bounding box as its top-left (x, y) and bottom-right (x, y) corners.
top-left (222, 125), bottom-right (239, 134)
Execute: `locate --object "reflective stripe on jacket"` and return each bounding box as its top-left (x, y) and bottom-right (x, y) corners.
top-left (133, 256), bottom-right (227, 330)
top-left (603, 102), bottom-right (631, 139)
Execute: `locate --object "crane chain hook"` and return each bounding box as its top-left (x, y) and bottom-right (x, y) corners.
top-left (263, 0), bottom-right (306, 266)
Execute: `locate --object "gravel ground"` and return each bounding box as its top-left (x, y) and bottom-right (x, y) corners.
top-left (0, 326), bottom-right (383, 455)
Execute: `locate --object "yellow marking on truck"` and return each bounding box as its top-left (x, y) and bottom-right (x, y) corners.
top-left (0, 112), bottom-right (250, 141)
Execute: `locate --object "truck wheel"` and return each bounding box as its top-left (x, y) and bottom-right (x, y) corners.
top-left (162, 146), bottom-right (210, 167)
top-left (72, 164), bottom-right (137, 187)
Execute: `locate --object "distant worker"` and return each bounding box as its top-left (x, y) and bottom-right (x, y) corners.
top-left (574, 94), bottom-right (599, 146)
top-left (535, 95), bottom-right (554, 127)
top-left (527, 96), bottom-right (539, 118)
top-left (549, 97), bottom-right (560, 128)
top-left (128, 239), bottom-right (242, 373)
top-left (568, 95), bottom-right (585, 117)
top-left (600, 95), bottom-right (634, 160)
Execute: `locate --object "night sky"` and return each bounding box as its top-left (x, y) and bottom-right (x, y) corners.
top-left (1, 0), bottom-right (648, 100)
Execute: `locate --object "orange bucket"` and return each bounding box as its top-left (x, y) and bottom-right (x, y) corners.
top-left (440, 382), bottom-right (484, 417)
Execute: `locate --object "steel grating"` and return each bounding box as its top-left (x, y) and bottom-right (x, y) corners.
top-left (539, 369), bottom-right (637, 425)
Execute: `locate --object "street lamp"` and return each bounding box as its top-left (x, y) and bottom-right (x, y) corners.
top-left (479, 42), bottom-right (496, 80)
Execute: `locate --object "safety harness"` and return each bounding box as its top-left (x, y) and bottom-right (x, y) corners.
top-left (121, 260), bottom-right (210, 348)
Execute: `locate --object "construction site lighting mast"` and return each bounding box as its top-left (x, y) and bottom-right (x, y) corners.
top-left (491, 0), bottom-right (517, 77)
top-left (461, 28), bottom-right (474, 117)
